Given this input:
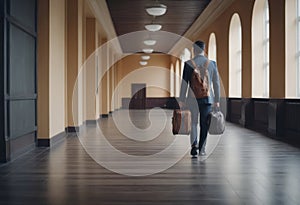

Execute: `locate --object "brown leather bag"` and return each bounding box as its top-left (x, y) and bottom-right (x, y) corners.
top-left (190, 60), bottom-right (210, 98)
top-left (172, 109), bottom-right (191, 135)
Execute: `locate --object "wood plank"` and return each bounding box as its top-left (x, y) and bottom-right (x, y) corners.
top-left (0, 110), bottom-right (300, 204)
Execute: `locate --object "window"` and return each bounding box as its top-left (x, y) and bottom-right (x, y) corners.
top-left (173, 49), bottom-right (191, 97)
top-left (208, 33), bottom-right (217, 62)
top-left (229, 13), bottom-right (242, 97)
top-left (285, 0), bottom-right (300, 98)
top-left (170, 64), bottom-right (174, 97)
top-left (175, 60), bottom-right (180, 97)
top-left (181, 48), bottom-right (191, 76)
top-left (263, 0), bottom-right (270, 98)
top-left (252, 0), bottom-right (269, 98)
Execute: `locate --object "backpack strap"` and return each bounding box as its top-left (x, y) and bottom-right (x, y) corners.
top-left (204, 59), bottom-right (210, 70)
top-left (191, 60), bottom-right (201, 79)
top-left (191, 60), bottom-right (198, 69)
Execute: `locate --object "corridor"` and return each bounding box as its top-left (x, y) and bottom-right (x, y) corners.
top-left (1, 0), bottom-right (300, 204)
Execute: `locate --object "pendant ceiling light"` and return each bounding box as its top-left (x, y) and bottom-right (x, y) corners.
top-left (141, 55), bottom-right (151, 60)
top-left (140, 61), bottom-right (148, 66)
top-left (143, 39), bottom-right (157, 46)
top-left (146, 3), bottom-right (167, 16)
top-left (142, 48), bottom-right (154, 53)
top-left (145, 24), bottom-right (162, 32)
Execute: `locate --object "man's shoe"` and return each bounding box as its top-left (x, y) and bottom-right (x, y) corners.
top-left (199, 150), bottom-right (206, 156)
top-left (199, 147), bottom-right (206, 156)
top-left (190, 146), bottom-right (198, 157)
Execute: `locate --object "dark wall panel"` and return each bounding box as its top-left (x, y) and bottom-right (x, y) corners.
top-left (0, 0), bottom-right (7, 162)
top-left (9, 0), bottom-right (36, 31)
top-left (10, 132), bottom-right (35, 159)
top-left (0, 0), bottom-right (37, 162)
top-left (9, 100), bottom-right (36, 139)
top-left (285, 102), bottom-right (300, 134)
top-left (230, 99), bottom-right (242, 123)
top-left (9, 24), bottom-right (36, 96)
top-left (253, 100), bottom-right (269, 131)
top-left (227, 98), bottom-right (300, 147)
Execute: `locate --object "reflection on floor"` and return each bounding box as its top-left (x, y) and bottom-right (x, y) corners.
top-left (0, 109), bottom-right (300, 205)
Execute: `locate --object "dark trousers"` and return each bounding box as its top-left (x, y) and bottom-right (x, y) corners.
top-left (189, 100), bottom-right (212, 150)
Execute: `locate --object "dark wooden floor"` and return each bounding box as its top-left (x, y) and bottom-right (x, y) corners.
top-left (0, 109), bottom-right (300, 205)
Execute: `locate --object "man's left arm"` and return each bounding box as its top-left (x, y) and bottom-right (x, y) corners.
top-left (212, 61), bottom-right (220, 107)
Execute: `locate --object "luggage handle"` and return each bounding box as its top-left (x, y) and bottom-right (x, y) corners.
top-left (212, 106), bottom-right (220, 112)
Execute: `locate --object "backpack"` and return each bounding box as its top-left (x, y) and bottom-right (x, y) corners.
top-left (190, 59), bottom-right (210, 98)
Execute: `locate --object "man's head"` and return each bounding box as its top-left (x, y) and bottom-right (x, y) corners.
top-left (193, 40), bottom-right (205, 55)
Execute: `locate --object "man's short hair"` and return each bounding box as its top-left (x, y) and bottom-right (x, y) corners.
top-left (193, 40), bottom-right (205, 55)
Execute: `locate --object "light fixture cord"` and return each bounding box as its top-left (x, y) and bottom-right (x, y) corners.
top-left (151, 15), bottom-right (156, 24)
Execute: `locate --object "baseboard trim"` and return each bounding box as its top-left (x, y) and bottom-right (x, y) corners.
top-left (85, 120), bottom-right (97, 127)
top-left (100, 114), bottom-right (109, 118)
top-left (37, 139), bottom-right (50, 147)
top-left (65, 126), bottom-right (79, 133)
top-left (86, 120), bottom-right (97, 124)
top-left (37, 131), bottom-right (67, 147)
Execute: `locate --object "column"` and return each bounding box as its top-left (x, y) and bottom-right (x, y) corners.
top-left (84, 17), bottom-right (97, 123)
top-left (268, 0), bottom-right (285, 137)
top-left (66, 0), bottom-right (83, 131)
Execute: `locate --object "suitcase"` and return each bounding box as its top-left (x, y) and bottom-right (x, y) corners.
top-left (172, 109), bottom-right (191, 135)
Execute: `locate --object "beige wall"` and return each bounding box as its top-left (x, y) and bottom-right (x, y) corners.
top-left (195, 1), bottom-right (253, 97)
top-left (96, 35), bottom-right (103, 117)
top-left (49, 0), bottom-right (66, 137)
top-left (37, 0), bottom-right (50, 139)
top-left (194, 0), bottom-right (286, 98)
top-left (38, 0), bottom-right (118, 138)
top-left (66, 0), bottom-right (79, 127)
top-left (95, 26), bottom-right (100, 118)
top-left (285, 0), bottom-right (298, 98)
top-left (114, 54), bottom-right (171, 108)
top-left (100, 73), bottom-right (108, 115)
top-left (84, 18), bottom-right (97, 121)
top-left (38, 0), bottom-right (88, 139)
top-left (66, 0), bottom-right (84, 127)
top-left (37, 0), bottom-right (66, 139)
top-left (99, 39), bottom-right (109, 116)
top-left (78, 0), bottom-right (84, 125)
top-left (269, 0), bottom-right (285, 98)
